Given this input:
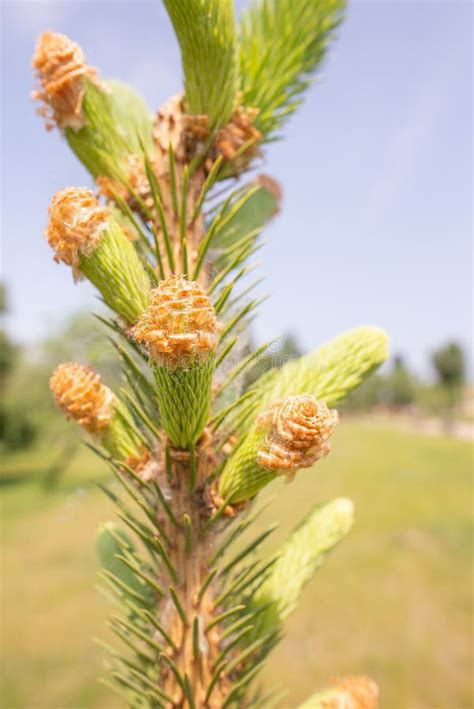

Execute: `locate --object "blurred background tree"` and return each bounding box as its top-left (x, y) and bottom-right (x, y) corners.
top-left (244, 332), bottom-right (302, 388)
top-left (0, 284), bottom-right (38, 452)
top-left (432, 341), bottom-right (465, 396)
top-left (382, 355), bottom-right (417, 409)
top-left (431, 341), bottom-right (466, 429)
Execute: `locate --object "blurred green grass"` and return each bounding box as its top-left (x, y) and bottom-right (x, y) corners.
top-left (1, 421), bottom-right (472, 708)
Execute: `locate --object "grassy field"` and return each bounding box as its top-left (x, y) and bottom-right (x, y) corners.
top-left (1, 421), bottom-right (472, 709)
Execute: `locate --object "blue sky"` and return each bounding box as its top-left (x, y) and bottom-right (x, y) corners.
top-left (1, 0), bottom-right (472, 376)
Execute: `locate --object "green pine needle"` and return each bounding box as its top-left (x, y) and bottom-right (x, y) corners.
top-left (163, 0), bottom-right (238, 127)
top-left (239, 0), bottom-right (346, 138)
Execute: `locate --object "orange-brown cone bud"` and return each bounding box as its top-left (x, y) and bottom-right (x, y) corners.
top-left (132, 275), bottom-right (219, 368)
top-left (257, 395), bottom-right (338, 472)
top-left (328, 676), bottom-right (379, 709)
top-left (32, 31), bottom-right (98, 131)
top-left (45, 187), bottom-right (108, 275)
top-left (219, 395), bottom-right (338, 503)
top-left (131, 276), bottom-right (219, 448)
top-left (49, 363), bottom-right (114, 435)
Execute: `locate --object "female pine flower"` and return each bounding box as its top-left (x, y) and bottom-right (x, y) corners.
top-left (49, 362), bottom-right (113, 434)
top-left (132, 275), bottom-right (219, 448)
top-left (132, 275), bottom-right (219, 367)
top-left (257, 395), bottom-right (338, 472)
top-left (219, 394), bottom-right (338, 503)
top-left (32, 31), bottom-right (154, 192)
top-left (323, 676), bottom-right (379, 709)
top-left (50, 362), bottom-right (144, 462)
top-left (45, 187), bottom-right (108, 274)
top-left (32, 31), bottom-right (98, 131)
top-left (45, 187), bottom-right (150, 323)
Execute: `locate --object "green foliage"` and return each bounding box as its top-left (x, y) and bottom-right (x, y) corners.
top-left (163, 0), bottom-right (238, 127)
top-left (218, 424), bottom-right (276, 502)
top-left (231, 327), bottom-right (389, 438)
top-left (0, 405), bottom-right (38, 451)
top-left (239, 0), bottom-right (346, 137)
top-left (431, 341), bottom-right (465, 390)
top-left (66, 79), bottom-right (153, 180)
top-left (80, 216), bottom-right (150, 325)
top-left (0, 330), bottom-right (17, 387)
top-left (244, 332), bottom-right (302, 388)
top-left (152, 355), bottom-right (215, 448)
top-left (384, 355), bottom-right (416, 407)
top-left (254, 327), bottom-right (388, 410)
top-left (101, 401), bottom-right (145, 461)
top-left (251, 498), bottom-right (353, 634)
top-left (0, 292), bottom-right (39, 452)
top-left (96, 522), bottom-right (154, 608)
top-left (211, 179), bottom-right (281, 250)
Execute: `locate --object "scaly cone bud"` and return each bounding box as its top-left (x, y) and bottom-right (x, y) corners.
top-left (32, 31), bottom-right (98, 131)
top-left (32, 32), bottom-right (153, 186)
top-left (49, 363), bottom-right (144, 461)
top-left (45, 187), bottom-right (150, 324)
top-left (299, 676), bottom-right (379, 709)
top-left (219, 394), bottom-right (338, 503)
top-left (132, 275), bottom-right (220, 448)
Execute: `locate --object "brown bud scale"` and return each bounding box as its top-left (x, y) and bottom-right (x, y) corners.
top-left (211, 105), bottom-right (262, 173)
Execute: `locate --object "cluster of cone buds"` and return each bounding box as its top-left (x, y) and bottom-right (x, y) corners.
top-left (49, 273), bottom-right (221, 453)
top-left (38, 30), bottom-right (339, 494)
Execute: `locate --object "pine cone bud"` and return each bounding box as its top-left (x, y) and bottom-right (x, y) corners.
top-left (298, 676), bottom-right (379, 709)
top-left (32, 33), bottom-right (154, 191)
top-left (219, 395), bottom-right (338, 503)
top-left (45, 187), bottom-right (108, 275)
top-left (50, 362), bottom-right (144, 460)
top-left (132, 276), bottom-right (219, 448)
top-left (328, 676), bottom-right (379, 709)
top-left (256, 395), bottom-right (338, 472)
top-left (45, 187), bottom-right (150, 323)
top-left (32, 31), bottom-right (98, 131)
top-left (49, 362), bottom-right (114, 435)
top-left (132, 275), bottom-right (220, 368)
